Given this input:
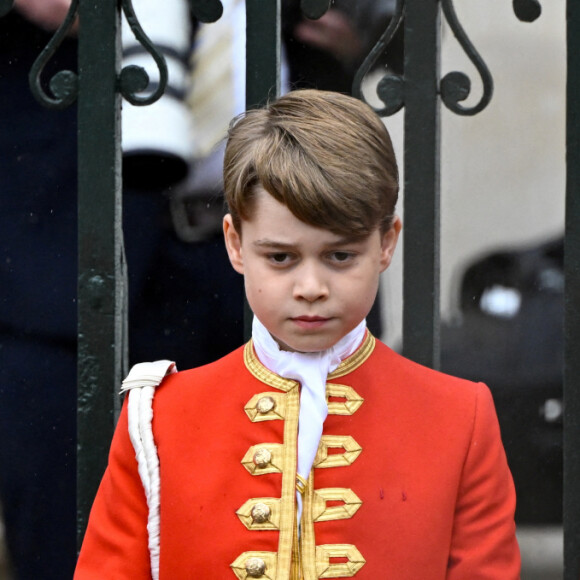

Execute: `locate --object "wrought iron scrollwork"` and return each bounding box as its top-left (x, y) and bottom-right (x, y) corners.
top-left (28, 0), bottom-right (79, 110)
top-left (354, 0), bottom-right (542, 118)
top-left (513, 0), bottom-right (542, 23)
top-left (189, 0), bottom-right (224, 23)
top-left (300, 0), bottom-right (331, 20)
top-left (0, 0), bottom-right (13, 18)
top-left (120, 0), bottom-right (169, 106)
top-left (120, 0), bottom-right (224, 106)
top-left (352, 0), bottom-right (405, 117)
top-left (21, 0), bottom-right (226, 110)
top-left (440, 0), bottom-right (493, 116)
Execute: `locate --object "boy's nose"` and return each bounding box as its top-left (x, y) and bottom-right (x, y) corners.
top-left (293, 265), bottom-right (329, 302)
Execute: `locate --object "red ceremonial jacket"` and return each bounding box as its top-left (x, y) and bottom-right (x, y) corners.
top-left (75, 333), bottom-right (520, 579)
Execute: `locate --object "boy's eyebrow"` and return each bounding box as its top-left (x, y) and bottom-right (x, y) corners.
top-left (252, 236), bottom-right (367, 249)
top-left (252, 239), bottom-right (296, 250)
top-left (326, 236), bottom-right (368, 246)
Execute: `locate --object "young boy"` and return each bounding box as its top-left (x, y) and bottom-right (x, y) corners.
top-left (75, 89), bottom-right (520, 579)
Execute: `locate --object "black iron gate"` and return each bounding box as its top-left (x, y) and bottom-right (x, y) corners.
top-left (0, 0), bottom-right (577, 576)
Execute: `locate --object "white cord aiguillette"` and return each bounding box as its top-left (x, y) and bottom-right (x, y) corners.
top-left (120, 359), bottom-right (177, 580)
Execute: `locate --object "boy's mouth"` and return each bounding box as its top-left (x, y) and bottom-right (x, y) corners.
top-left (291, 316), bottom-right (330, 329)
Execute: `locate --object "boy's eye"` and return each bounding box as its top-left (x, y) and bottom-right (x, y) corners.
top-left (330, 251), bottom-right (354, 263)
top-left (268, 253), bottom-right (292, 264)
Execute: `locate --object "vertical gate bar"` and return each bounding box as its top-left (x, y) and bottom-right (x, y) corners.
top-left (564, 0), bottom-right (580, 575)
top-left (243, 0), bottom-right (281, 338)
top-left (402, 0), bottom-right (441, 369)
top-left (245, 0), bottom-right (281, 110)
top-left (76, 0), bottom-right (126, 547)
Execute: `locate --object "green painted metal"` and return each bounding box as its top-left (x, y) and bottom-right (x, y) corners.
top-left (299, 0), bottom-right (331, 21)
top-left (440, 0), bottom-right (493, 116)
top-left (190, 0), bottom-right (224, 23)
top-left (120, 0), bottom-right (168, 106)
top-left (242, 0), bottom-right (281, 339)
top-left (28, 0), bottom-right (79, 110)
top-left (564, 1), bottom-right (580, 575)
top-left (0, 0), bottom-right (12, 17)
top-left (76, 0), bottom-right (126, 546)
top-left (401, 0), bottom-right (441, 369)
top-left (245, 0), bottom-right (281, 110)
top-left (352, 0), bottom-right (405, 117)
top-left (513, 0), bottom-right (542, 22)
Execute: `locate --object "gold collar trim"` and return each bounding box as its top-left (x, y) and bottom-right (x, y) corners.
top-left (243, 332), bottom-right (375, 388)
top-left (244, 343), bottom-right (298, 392)
top-left (328, 331), bottom-right (375, 379)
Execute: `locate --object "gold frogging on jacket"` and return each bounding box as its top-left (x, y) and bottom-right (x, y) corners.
top-left (231, 335), bottom-right (373, 579)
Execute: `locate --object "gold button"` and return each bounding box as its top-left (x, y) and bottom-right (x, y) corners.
top-left (245, 557), bottom-right (266, 577)
top-left (256, 396), bottom-right (276, 414)
top-left (251, 502), bottom-right (271, 524)
top-left (253, 447), bottom-right (272, 468)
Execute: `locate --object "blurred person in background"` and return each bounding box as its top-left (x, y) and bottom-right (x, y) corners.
top-left (0, 1), bottom-right (79, 577)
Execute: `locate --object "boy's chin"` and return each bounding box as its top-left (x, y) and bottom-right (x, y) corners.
top-left (272, 336), bottom-right (302, 353)
top-left (272, 334), bottom-right (336, 354)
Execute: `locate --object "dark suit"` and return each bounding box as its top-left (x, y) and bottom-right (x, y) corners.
top-left (0, 13), bottom-right (78, 578)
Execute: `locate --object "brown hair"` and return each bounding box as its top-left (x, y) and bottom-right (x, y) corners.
top-left (223, 89), bottom-right (399, 237)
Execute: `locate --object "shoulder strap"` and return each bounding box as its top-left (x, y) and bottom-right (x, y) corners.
top-left (120, 360), bottom-right (176, 580)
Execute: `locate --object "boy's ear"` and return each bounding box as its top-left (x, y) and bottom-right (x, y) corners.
top-left (223, 214), bottom-right (245, 274)
top-left (379, 216), bottom-right (402, 272)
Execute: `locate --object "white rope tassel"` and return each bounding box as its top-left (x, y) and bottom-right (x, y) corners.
top-left (140, 385), bottom-right (161, 580)
top-left (121, 360), bottom-right (176, 580)
top-left (127, 387), bottom-right (151, 496)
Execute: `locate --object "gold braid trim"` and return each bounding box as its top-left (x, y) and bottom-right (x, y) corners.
top-left (296, 474), bottom-right (308, 495)
top-left (277, 380), bottom-right (300, 577)
top-left (244, 342), bottom-right (298, 392)
top-left (241, 333), bottom-right (374, 579)
top-left (328, 332), bottom-right (375, 380)
top-left (300, 471), bottom-right (318, 580)
top-left (244, 332), bottom-right (375, 387)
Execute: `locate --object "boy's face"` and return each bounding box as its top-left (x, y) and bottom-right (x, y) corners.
top-left (223, 188), bottom-right (401, 353)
